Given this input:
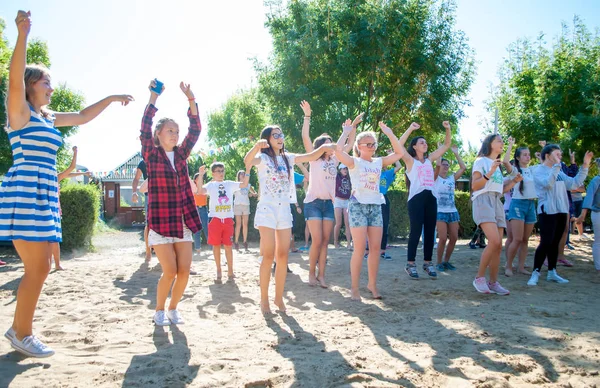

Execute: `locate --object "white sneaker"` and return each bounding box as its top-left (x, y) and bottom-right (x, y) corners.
top-left (547, 269), bottom-right (569, 284)
top-left (527, 270), bottom-right (540, 286)
top-left (4, 327), bottom-right (15, 342)
top-left (166, 309), bottom-right (184, 325)
top-left (11, 335), bottom-right (55, 358)
top-left (153, 310), bottom-right (171, 326)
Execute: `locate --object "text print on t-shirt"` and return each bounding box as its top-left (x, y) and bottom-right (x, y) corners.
top-left (360, 166), bottom-right (381, 191)
top-left (216, 183), bottom-right (232, 212)
top-left (339, 176), bottom-right (351, 195)
top-left (416, 164), bottom-right (434, 187)
top-left (320, 159), bottom-right (337, 181)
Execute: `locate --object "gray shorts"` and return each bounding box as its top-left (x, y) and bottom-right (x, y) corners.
top-left (348, 199), bottom-right (383, 228)
top-left (472, 192), bottom-right (506, 228)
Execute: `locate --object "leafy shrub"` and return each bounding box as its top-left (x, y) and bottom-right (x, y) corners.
top-left (60, 183), bottom-right (101, 251)
top-left (454, 190), bottom-right (476, 238)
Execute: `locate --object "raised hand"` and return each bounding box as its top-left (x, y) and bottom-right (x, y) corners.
top-left (569, 149), bottom-right (576, 164)
top-left (539, 140), bottom-right (547, 148)
top-left (198, 165), bottom-right (206, 176)
top-left (583, 151), bottom-right (594, 167)
top-left (378, 121), bottom-right (394, 136)
top-left (72, 146), bottom-right (78, 153)
top-left (451, 145), bottom-right (459, 154)
top-left (15, 10), bottom-right (31, 36)
top-left (409, 122), bottom-right (420, 131)
top-left (300, 100), bottom-right (311, 117)
top-left (149, 80), bottom-right (164, 96)
top-left (507, 136), bottom-right (515, 147)
top-left (442, 121), bottom-right (451, 130)
top-left (352, 112), bottom-right (365, 127)
top-left (321, 143), bottom-right (337, 153)
top-left (180, 82), bottom-right (194, 99)
top-left (535, 151), bottom-right (542, 162)
top-left (342, 119), bottom-right (353, 132)
top-left (489, 159), bottom-right (502, 174)
top-left (111, 95), bottom-right (134, 106)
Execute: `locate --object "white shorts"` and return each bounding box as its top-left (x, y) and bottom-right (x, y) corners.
top-left (334, 197), bottom-right (349, 209)
top-left (148, 226), bottom-right (193, 247)
top-left (254, 200), bottom-right (293, 230)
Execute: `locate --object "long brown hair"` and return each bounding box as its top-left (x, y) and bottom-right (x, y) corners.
top-left (24, 64), bottom-right (51, 118)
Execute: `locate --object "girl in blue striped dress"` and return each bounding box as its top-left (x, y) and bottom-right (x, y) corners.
top-left (1, 10), bottom-right (133, 358)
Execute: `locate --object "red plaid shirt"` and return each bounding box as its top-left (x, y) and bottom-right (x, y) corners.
top-left (141, 104), bottom-right (202, 237)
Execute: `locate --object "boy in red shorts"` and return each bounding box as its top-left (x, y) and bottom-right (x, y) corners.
top-left (197, 163), bottom-right (250, 281)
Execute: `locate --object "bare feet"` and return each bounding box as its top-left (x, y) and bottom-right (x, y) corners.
top-left (367, 284), bottom-right (382, 299)
top-left (55, 265), bottom-right (65, 271)
top-left (504, 268), bottom-right (514, 277)
top-left (317, 277), bottom-right (328, 289)
top-left (274, 299), bottom-right (286, 313)
top-left (350, 289), bottom-right (361, 301)
top-left (517, 268), bottom-right (531, 275)
top-left (261, 300), bottom-right (272, 314)
top-left (215, 272), bottom-right (222, 284)
top-left (308, 275), bottom-right (318, 287)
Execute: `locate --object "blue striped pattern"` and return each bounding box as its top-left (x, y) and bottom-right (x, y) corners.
top-left (0, 107), bottom-right (62, 242)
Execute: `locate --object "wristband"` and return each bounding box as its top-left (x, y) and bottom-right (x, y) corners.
top-left (188, 97), bottom-right (196, 101)
top-left (483, 174), bottom-right (489, 181)
top-left (304, 116), bottom-right (311, 119)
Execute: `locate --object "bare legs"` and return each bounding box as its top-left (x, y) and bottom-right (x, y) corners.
top-left (436, 221), bottom-right (458, 264)
top-left (306, 219), bottom-right (334, 288)
top-left (50, 242), bottom-right (63, 270)
top-left (476, 223), bottom-right (504, 284)
top-left (144, 225), bottom-right (151, 261)
top-left (258, 227), bottom-right (291, 314)
top-left (506, 219), bottom-right (534, 276)
top-left (12, 240), bottom-right (52, 340)
top-left (235, 214), bottom-right (250, 247)
top-left (153, 242), bottom-right (192, 312)
top-left (349, 226), bottom-right (382, 301)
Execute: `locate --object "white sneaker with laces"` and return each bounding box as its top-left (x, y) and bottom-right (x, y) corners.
top-left (153, 310), bottom-right (171, 326)
top-left (4, 327), bottom-right (15, 342)
top-left (166, 309), bottom-right (185, 325)
top-left (11, 335), bottom-right (55, 358)
top-left (547, 269), bottom-right (569, 284)
top-left (527, 270), bottom-right (540, 286)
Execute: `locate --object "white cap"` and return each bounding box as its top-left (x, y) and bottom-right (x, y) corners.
top-left (338, 163), bottom-right (347, 169)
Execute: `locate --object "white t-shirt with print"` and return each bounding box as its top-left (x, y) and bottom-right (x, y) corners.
top-left (472, 157), bottom-right (503, 199)
top-left (305, 156), bottom-right (338, 203)
top-left (433, 175), bottom-right (457, 213)
top-left (511, 166), bottom-right (537, 200)
top-left (406, 158), bottom-right (435, 201)
top-left (256, 153), bottom-right (297, 204)
top-left (348, 157), bottom-right (385, 205)
top-left (204, 180), bottom-right (241, 219)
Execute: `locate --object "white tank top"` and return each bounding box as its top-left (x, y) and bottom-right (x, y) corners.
top-left (406, 158), bottom-right (435, 201)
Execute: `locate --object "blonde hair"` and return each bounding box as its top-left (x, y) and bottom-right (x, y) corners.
top-left (353, 131), bottom-right (377, 157)
top-left (24, 64), bottom-right (52, 118)
top-left (153, 118), bottom-right (179, 147)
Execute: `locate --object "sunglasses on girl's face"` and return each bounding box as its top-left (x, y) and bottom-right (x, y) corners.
top-left (271, 133), bottom-right (285, 139)
top-left (359, 142), bottom-right (378, 149)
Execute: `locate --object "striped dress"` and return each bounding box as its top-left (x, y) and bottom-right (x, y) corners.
top-left (0, 107), bottom-right (63, 242)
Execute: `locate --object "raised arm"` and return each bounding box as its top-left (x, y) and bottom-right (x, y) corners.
top-left (178, 82), bottom-right (201, 159)
top-left (196, 165), bottom-right (207, 195)
top-left (452, 145), bottom-right (467, 180)
top-left (396, 122), bottom-right (420, 169)
top-left (334, 120), bottom-right (355, 169)
top-left (7, 11), bottom-right (32, 131)
top-left (57, 146), bottom-right (78, 181)
top-left (433, 155), bottom-right (442, 180)
top-left (244, 140), bottom-right (268, 168)
top-left (503, 173), bottom-right (523, 194)
top-left (563, 151), bottom-right (592, 190)
top-left (140, 80), bottom-right (163, 160)
top-left (54, 95), bottom-right (134, 128)
top-left (428, 121), bottom-right (452, 161)
top-left (300, 100), bottom-right (313, 152)
top-left (296, 162), bottom-right (310, 180)
top-left (502, 136), bottom-right (515, 174)
top-left (132, 168), bottom-right (143, 203)
top-left (239, 166), bottom-right (251, 189)
top-left (379, 121), bottom-right (406, 167)
top-left (344, 112), bottom-right (363, 153)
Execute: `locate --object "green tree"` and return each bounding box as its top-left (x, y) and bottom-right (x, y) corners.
top-left (256, 0), bottom-right (475, 149)
top-left (487, 17), bottom-right (600, 160)
top-left (0, 20), bottom-right (85, 174)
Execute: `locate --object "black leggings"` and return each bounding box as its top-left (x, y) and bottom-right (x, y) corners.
top-left (381, 194), bottom-right (390, 250)
top-left (533, 212), bottom-right (568, 271)
top-left (407, 190), bottom-right (437, 262)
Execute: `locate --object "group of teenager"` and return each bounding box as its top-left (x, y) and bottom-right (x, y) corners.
top-left (1, 10), bottom-right (599, 359)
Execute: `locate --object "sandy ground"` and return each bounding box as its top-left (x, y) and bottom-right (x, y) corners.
top-left (0, 229), bottom-right (599, 388)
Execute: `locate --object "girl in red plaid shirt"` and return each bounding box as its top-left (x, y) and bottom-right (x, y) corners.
top-left (141, 80), bottom-right (202, 326)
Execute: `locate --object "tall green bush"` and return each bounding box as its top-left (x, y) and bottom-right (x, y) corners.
top-left (60, 183), bottom-right (101, 251)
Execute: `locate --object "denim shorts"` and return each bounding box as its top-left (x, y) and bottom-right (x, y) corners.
top-left (437, 211), bottom-right (460, 223)
top-left (304, 199), bottom-right (335, 221)
top-left (508, 198), bottom-right (537, 224)
top-left (348, 199), bottom-right (383, 228)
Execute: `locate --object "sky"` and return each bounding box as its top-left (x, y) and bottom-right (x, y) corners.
top-left (1, 0), bottom-right (599, 172)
